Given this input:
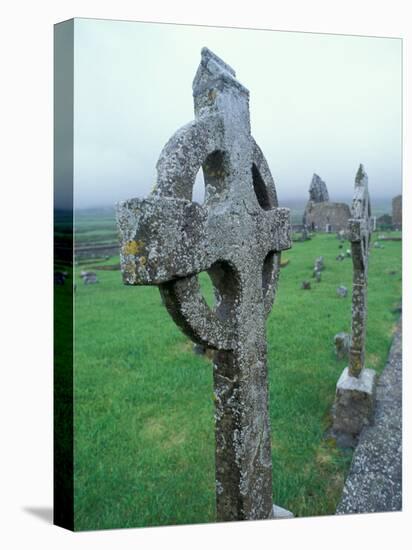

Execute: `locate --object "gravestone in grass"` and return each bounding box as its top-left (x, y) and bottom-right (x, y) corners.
top-left (116, 48), bottom-right (292, 521)
top-left (332, 164), bottom-right (376, 442)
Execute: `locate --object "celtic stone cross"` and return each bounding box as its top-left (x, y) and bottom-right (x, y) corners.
top-left (116, 48), bottom-right (291, 521)
top-left (332, 164), bottom-right (376, 441)
top-left (348, 164), bottom-right (372, 377)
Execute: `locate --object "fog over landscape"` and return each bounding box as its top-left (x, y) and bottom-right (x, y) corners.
top-left (70, 19), bottom-right (401, 210)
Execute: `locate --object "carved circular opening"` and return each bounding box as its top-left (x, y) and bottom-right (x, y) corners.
top-left (159, 262), bottom-right (239, 351)
top-left (198, 271), bottom-right (215, 308)
top-left (206, 261), bottom-right (240, 324)
top-left (262, 251), bottom-right (276, 296)
top-left (192, 169), bottom-right (205, 205)
top-left (262, 250), bottom-right (280, 315)
top-left (192, 150), bottom-right (230, 205)
top-left (252, 163), bottom-right (272, 211)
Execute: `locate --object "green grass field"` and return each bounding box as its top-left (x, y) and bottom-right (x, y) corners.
top-left (71, 230), bottom-right (401, 530)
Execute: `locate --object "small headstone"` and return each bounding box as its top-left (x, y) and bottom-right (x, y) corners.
top-left (301, 280), bottom-right (311, 290)
top-left (334, 332), bottom-right (351, 359)
top-left (336, 285), bottom-right (348, 297)
top-left (301, 225), bottom-right (309, 241)
top-left (314, 271), bottom-right (321, 283)
top-left (81, 271), bottom-right (98, 284)
top-left (314, 256), bottom-right (324, 272)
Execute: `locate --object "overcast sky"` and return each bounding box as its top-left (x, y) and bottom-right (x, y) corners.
top-left (73, 18), bottom-right (401, 209)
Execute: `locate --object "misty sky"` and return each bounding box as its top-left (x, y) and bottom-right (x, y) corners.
top-left (72, 18), bottom-right (402, 209)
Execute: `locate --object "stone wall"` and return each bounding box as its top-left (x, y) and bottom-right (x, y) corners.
top-left (303, 201), bottom-right (351, 232)
top-left (392, 195), bottom-right (402, 229)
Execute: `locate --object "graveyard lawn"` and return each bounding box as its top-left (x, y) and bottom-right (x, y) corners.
top-left (73, 231), bottom-right (401, 530)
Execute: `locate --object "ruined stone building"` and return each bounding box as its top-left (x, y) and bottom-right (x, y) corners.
top-left (392, 194), bottom-right (402, 229)
top-left (303, 173), bottom-right (350, 232)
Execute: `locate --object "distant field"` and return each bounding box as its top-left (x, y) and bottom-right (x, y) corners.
top-left (75, 209), bottom-right (118, 246)
top-left (68, 223), bottom-right (402, 530)
top-left (74, 197), bottom-right (393, 246)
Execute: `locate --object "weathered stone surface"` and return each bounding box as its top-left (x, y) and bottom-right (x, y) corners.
top-left (303, 175), bottom-right (350, 232)
top-left (80, 271), bottom-right (98, 284)
top-left (314, 256), bottom-right (324, 272)
top-left (392, 194), bottom-right (402, 229)
top-left (303, 201), bottom-right (351, 232)
top-left (308, 173), bottom-right (329, 203)
top-left (116, 47), bottom-right (291, 522)
top-left (347, 164), bottom-right (372, 377)
top-left (272, 504), bottom-right (294, 519)
top-left (336, 320), bottom-right (402, 513)
top-left (314, 270), bottom-right (321, 283)
top-left (334, 332), bottom-right (351, 359)
top-left (301, 225), bottom-right (309, 241)
top-left (336, 285), bottom-right (348, 297)
top-left (331, 165), bottom-right (375, 441)
top-left (332, 367), bottom-right (376, 436)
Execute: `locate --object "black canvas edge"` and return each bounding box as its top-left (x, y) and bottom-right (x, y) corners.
top-left (53, 18), bottom-right (75, 532)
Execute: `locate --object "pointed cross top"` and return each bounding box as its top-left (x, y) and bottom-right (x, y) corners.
top-left (355, 163), bottom-right (368, 186)
top-left (200, 47), bottom-right (236, 76)
top-left (193, 47), bottom-right (249, 105)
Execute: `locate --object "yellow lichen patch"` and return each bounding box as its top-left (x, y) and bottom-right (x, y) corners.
top-left (123, 240), bottom-right (144, 256)
top-left (139, 256), bottom-right (147, 266)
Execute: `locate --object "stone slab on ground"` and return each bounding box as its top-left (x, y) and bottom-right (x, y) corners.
top-left (272, 504), bottom-right (294, 519)
top-left (336, 319), bottom-right (402, 514)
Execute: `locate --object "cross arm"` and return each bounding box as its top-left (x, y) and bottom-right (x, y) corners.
top-left (264, 207), bottom-right (292, 253)
top-left (116, 197), bottom-right (211, 285)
